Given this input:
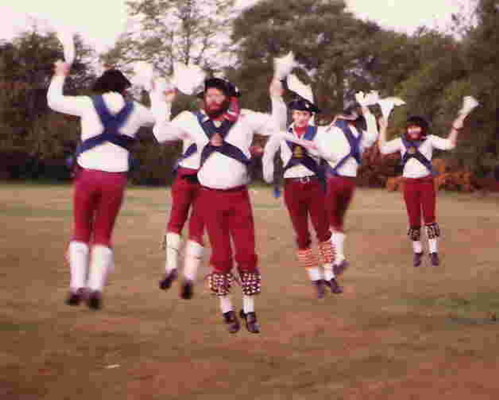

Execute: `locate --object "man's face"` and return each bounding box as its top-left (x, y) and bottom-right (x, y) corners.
top-left (204, 87), bottom-right (227, 114)
top-left (292, 110), bottom-right (312, 128)
top-left (407, 124), bottom-right (423, 140)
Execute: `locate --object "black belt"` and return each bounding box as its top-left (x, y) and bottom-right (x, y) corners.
top-left (284, 175), bottom-right (318, 184)
top-left (180, 174), bottom-right (199, 184)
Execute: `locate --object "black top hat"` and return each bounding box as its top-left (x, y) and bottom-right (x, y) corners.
top-left (288, 96), bottom-right (320, 113)
top-left (198, 78), bottom-right (241, 98)
top-left (92, 69), bottom-right (131, 94)
top-left (342, 98), bottom-right (361, 117)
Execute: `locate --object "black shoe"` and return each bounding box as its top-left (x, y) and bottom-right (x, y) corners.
top-left (180, 279), bottom-right (194, 299)
top-left (159, 269), bottom-right (178, 290)
top-left (326, 278), bottom-right (343, 294)
top-left (65, 288), bottom-right (86, 306)
top-left (222, 311), bottom-right (240, 334)
top-left (333, 260), bottom-right (349, 276)
top-left (239, 310), bottom-right (260, 334)
top-left (87, 291), bottom-right (102, 310)
top-left (413, 252), bottom-right (423, 267)
top-left (429, 252), bottom-right (440, 267)
top-left (313, 280), bottom-right (326, 299)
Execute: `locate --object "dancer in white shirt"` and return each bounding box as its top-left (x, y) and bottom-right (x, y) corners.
top-left (153, 77), bottom-right (281, 334)
top-left (378, 108), bottom-right (470, 266)
top-left (262, 79), bottom-right (340, 298)
top-left (48, 61), bottom-right (156, 310)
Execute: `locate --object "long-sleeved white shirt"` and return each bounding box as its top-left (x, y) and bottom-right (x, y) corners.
top-left (314, 112), bottom-right (378, 177)
top-left (47, 75), bottom-right (156, 172)
top-left (153, 106), bottom-right (280, 189)
top-left (263, 124), bottom-right (323, 182)
top-left (380, 135), bottom-right (455, 178)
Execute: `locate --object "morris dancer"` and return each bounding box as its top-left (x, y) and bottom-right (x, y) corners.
top-left (48, 61), bottom-right (157, 310)
top-left (262, 79), bottom-right (340, 298)
top-left (378, 99), bottom-right (476, 266)
top-left (288, 92), bottom-right (379, 274)
top-left (154, 89), bottom-right (205, 300)
top-left (152, 77), bottom-right (282, 334)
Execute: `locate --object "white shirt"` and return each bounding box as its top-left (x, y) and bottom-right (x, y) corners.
top-left (263, 124), bottom-right (323, 181)
top-left (47, 76), bottom-right (155, 172)
top-left (314, 112), bottom-right (378, 177)
top-left (380, 135), bottom-right (455, 178)
top-left (149, 92), bottom-right (200, 170)
top-left (153, 106), bottom-right (280, 189)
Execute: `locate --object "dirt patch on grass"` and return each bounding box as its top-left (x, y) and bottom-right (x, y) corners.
top-left (342, 356), bottom-right (499, 399)
top-left (126, 359), bottom-right (231, 399)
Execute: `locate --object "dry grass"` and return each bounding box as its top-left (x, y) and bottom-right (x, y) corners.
top-left (0, 183), bottom-right (498, 400)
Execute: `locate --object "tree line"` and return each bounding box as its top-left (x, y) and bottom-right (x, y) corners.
top-left (0, 0), bottom-right (496, 190)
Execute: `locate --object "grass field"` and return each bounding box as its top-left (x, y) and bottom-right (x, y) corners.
top-left (0, 183), bottom-right (498, 400)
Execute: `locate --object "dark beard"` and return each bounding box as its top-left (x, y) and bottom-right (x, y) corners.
top-left (204, 98), bottom-right (230, 119)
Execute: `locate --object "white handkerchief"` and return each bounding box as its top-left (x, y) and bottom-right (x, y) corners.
top-left (459, 96), bottom-right (479, 115)
top-left (378, 97), bottom-right (406, 119)
top-left (56, 29), bottom-right (75, 65)
top-left (273, 52), bottom-right (296, 80)
top-left (132, 61), bottom-right (155, 91)
top-left (287, 74), bottom-right (314, 103)
top-left (172, 62), bottom-right (206, 95)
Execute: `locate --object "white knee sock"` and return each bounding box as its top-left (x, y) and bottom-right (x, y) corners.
top-left (412, 240), bottom-right (423, 253)
top-left (87, 245), bottom-right (113, 292)
top-left (165, 232), bottom-right (181, 273)
top-left (219, 295), bottom-right (233, 314)
top-left (306, 267), bottom-right (322, 282)
top-left (183, 240), bottom-right (204, 281)
top-left (428, 238), bottom-right (438, 253)
top-left (68, 241), bottom-right (89, 291)
top-left (323, 264), bottom-right (336, 281)
top-left (331, 232), bottom-right (346, 263)
top-left (243, 295), bottom-right (255, 313)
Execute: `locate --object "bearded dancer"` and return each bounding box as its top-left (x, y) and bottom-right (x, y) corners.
top-left (289, 92), bottom-right (379, 274)
top-left (262, 79), bottom-right (340, 298)
top-left (378, 102), bottom-right (474, 266)
top-left (47, 61), bottom-right (157, 310)
top-left (153, 89), bottom-right (205, 300)
top-left (152, 78), bottom-right (282, 334)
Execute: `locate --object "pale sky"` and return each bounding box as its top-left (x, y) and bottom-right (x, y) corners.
top-left (0, 0), bottom-right (476, 53)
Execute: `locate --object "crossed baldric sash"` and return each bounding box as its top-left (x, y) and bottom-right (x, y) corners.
top-left (283, 125), bottom-right (326, 188)
top-left (400, 137), bottom-right (435, 175)
top-left (71, 95), bottom-right (136, 170)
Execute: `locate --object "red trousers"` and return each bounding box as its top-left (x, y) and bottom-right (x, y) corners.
top-left (326, 176), bottom-right (356, 232)
top-left (198, 186), bottom-right (257, 273)
top-left (403, 176), bottom-right (436, 228)
top-left (284, 177), bottom-right (331, 249)
top-left (72, 168), bottom-right (127, 246)
top-left (167, 168), bottom-right (205, 244)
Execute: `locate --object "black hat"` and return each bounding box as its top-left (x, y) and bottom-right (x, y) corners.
top-left (92, 69), bottom-right (131, 94)
top-left (406, 115), bottom-right (429, 135)
top-left (342, 98), bottom-right (361, 117)
top-left (198, 78), bottom-right (241, 98)
top-left (288, 96), bottom-right (320, 113)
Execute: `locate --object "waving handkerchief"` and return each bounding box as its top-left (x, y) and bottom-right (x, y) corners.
top-left (287, 73), bottom-right (314, 103)
top-left (132, 61), bottom-right (155, 91)
top-left (459, 96), bottom-right (479, 116)
top-left (172, 62), bottom-right (206, 95)
top-left (273, 51), bottom-right (297, 80)
top-left (378, 97), bottom-right (406, 119)
top-left (355, 90), bottom-right (380, 107)
top-left (56, 29), bottom-right (75, 65)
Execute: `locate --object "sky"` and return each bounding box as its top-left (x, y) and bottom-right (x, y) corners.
top-left (0, 0), bottom-right (476, 53)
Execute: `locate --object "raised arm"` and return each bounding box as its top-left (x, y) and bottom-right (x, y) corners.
top-left (269, 79), bottom-right (287, 131)
top-left (377, 116), bottom-right (401, 155)
top-left (47, 61), bottom-right (88, 116)
top-left (361, 105), bottom-right (379, 148)
top-left (262, 133), bottom-right (282, 183)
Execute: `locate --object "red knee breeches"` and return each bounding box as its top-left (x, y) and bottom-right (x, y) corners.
top-left (403, 176), bottom-right (436, 228)
top-left (326, 176), bottom-right (356, 232)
